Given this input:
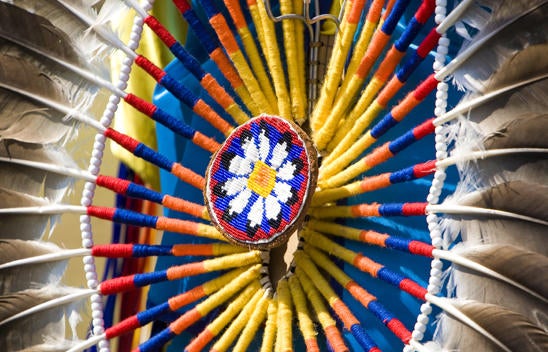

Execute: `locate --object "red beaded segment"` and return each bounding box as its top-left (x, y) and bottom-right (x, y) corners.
top-left (105, 128), bottom-right (140, 152)
top-left (86, 206), bottom-right (116, 221)
top-left (399, 278), bottom-right (428, 300)
top-left (414, 160), bottom-right (437, 178)
top-left (172, 0), bottom-right (191, 13)
top-left (100, 275), bottom-right (137, 295)
top-left (105, 316), bottom-right (140, 339)
top-left (143, 16), bottom-right (177, 46)
top-left (418, 29), bottom-right (442, 57)
top-left (408, 241), bottom-right (435, 257)
top-left (92, 244), bottom-right (134, 258)
top-left (401, 202), bottom-right (428, 216)
top-left (387, 319), bottom-right (413, 343)
top-left (134, 55), bottom-right (166, 81)
top-left (96, 175), bottom-right (131, 195)
top-left (124, 93), bottom-right (157, 117)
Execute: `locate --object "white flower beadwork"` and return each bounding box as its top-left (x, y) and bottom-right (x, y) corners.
top-left (206, 115), bottom-right (313, 247)
top-left (222, 126), bottom-right (299, 230)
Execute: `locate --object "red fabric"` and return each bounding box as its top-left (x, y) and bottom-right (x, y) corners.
top-left (412, 118), bottom-right (435, 139)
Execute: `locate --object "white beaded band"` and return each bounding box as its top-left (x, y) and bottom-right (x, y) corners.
top-left (79, 1), bottom-right (153, 350)
top-left (406, 0), bottom-right (450, 350)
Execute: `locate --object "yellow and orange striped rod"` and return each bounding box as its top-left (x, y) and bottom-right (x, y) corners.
top-left (336, 0), bottom-right (387, 99)
top-left (255, 0), bottom-right (292, 120)
top-left (275, 278), bottom-right (293, 352)
top-left (232, 289), bottom-right (272, 352)
top-left (167, 264), bottom-right (261, 336)
top-left (184, 282), bottom-right (260, 352)
top-left (310, 0), bottom-right (364, 132)
top-left (223, 0), bottom-right (278, 111)
top-left (288, 275), bottom-right (320, 352)
top-left (294, 268), bottom-right (349, 352)
top-left (211, 286), bottom-right (266, 352)
top-left (260, 297), bottom-right (279, 352)
top-left (199, 0), bottom-right (276, 114)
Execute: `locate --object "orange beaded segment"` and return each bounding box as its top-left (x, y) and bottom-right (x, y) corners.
top-left (166, 262), bottom-right (205, 280)
top-left (324, 325), bottom-right (349, 352)
top-left (171, 163), bottom-right (205, 190)
top-left (360, 230), bottom-right (390, 247)
top-left (162, 195), bottom-right (206, 219)
top-left (168, 286), bottom-right (206, 311)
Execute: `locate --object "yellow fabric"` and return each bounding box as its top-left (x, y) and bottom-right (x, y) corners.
top-left (237, 26), bottom-right (278, 112)
top-left (110, 3), bottom-right (186, 190)
top-left (294, 266), bottom-right (337, 328)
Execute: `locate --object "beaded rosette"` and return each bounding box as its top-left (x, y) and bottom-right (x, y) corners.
top-left (2, 1), bottom-right (547, 352)
top-left (206, 115), bottom-right (316, 248)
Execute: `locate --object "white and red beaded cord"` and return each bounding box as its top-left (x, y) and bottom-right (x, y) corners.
top-left (406, 0), bottom-right (450, 350)
top-left (79, 1), bottom-right (154, 351)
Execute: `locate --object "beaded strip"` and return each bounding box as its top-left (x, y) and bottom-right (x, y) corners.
top-left (79, 1), bottom-right (153, 351)
top-left (407, 0), bottom-right (449, 350)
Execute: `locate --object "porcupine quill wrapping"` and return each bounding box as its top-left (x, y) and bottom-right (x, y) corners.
top-left (0, 0), bottom-right (546, 351)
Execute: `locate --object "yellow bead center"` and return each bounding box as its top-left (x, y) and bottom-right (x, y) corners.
top-left (248, 160), bottom-right (277, 198)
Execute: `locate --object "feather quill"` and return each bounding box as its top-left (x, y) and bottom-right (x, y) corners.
top-left (0, 240), bottom-right (69, 295)
top-left (0, 286), bottom-right (90, 351)
top-left (0, 40), bottom-right (102, 144)
top-left (446, 245), bottom-right (548, 328)
top-left (0, 141), bottom-right (77, 202)
top-left (0, 187), bottom-right (56, 240)
top-left (0, 0), bottom-right (118, 65)
top-left (430, 299), bottom-right (548, 352)
top-left (438, 1), bottom-right (548, 90)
